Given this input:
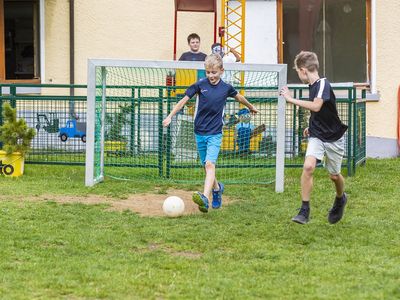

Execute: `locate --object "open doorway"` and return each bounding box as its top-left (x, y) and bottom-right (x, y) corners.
top-left (1, 0), bottom-right (40, 81)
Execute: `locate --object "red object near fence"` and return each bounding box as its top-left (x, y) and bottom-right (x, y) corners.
top-left (398, 86), bottom-right (400, 149)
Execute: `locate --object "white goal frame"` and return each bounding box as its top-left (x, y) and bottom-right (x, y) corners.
top-left (85, 59), bottom-right (287, 192)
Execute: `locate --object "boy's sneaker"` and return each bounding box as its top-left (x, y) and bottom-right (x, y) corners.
top-left (212, 182), bottom-right (224, 209)
top-left (328, 193), bottom-right (347, 224)
top-left (291, 207), bottom-right (310, 224)
top-left (192, 192), bottom-right (209, 213)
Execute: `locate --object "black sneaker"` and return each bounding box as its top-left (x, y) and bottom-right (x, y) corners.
top-left (328, 193), bottom-right (347, 224)
top-left (292, 207), bottom-right (309, 224)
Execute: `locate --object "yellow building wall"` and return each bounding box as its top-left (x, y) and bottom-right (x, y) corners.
top-left (367, 1), bottom-right (400, 139)
top-left (43, 1), bottom-right (400, 142)
top-left (44, 0), bottom-right (215, 84)
top-left (44, 0), bottom-right (70, 84)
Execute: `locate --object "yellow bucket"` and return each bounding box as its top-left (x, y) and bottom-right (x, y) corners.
top-left (0, 150), bottom-right (24, 177)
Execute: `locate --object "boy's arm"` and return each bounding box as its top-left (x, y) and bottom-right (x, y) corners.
top-left (280, 86), bottom-right (323, 112)
top-left (228, 48), bottom-right (241, 62)
top-left (162, 95), bottom-right (190, 127)
top-left (234, 94), bottom-right (258, 114)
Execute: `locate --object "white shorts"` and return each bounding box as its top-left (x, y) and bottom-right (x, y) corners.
top-left (306, 137), bottom-right (345, 175)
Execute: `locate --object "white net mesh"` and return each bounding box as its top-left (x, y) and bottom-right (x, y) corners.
top-left (86, 60), bottom-right (286, 190)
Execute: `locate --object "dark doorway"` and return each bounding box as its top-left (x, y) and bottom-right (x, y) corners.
top-left (4, 0), bottom-right (39, 80)
top-left (282, 0), bottom-right (367, 83)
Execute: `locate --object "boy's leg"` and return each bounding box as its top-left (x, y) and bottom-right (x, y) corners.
top-left (330, 173), bottom-right (345, 198)
top-left (213, 178), bottom-right (220, 190)
top-left (201, 162), bottom-right (224, 209)
top-left (325, 137), bottom-right (347, 224)
top-left (202, 169), bottom-right (220, 191)
top-left (193, 134), bottom-right (210, 212)
top-left (203, 134), bottom-right (224, 208)
top-left (203, 161), bottom-right (216, 200)
top-left (292, 155), bottom-right (317, 224)
top-left (202, 134), bottom-right (222, 199)
top-left (301, 155), bottom-right (317, 202)
top-left (292, 137), bottom-right (323, 224)
top-left (212, 179), bottom-right (224, 209)
top-left (193, 134), bottom-right (222, 212)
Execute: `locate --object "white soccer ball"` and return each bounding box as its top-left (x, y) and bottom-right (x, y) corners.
top-left (162, 196), bottom-right (185, 217)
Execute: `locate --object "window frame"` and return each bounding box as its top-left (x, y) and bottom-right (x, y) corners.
top-left (277, 0), bottom-right (371, 86)
top-left (0, 0), bottom-right (40, 83)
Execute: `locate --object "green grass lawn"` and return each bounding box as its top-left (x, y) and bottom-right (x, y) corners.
top-left (0, 159), bottom-right (399, 299)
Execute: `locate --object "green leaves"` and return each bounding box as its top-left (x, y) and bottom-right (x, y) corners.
top-left (0, 103), bottom-right (36, 155)
top-left (105, 104), bottom-right (131, 142)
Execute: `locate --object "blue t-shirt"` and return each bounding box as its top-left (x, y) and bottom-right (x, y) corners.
top-left (308, 78), bottom-right (348, 142)
top-left (185, 78), bottom-right (238, 135)
top-left (178, 52), bottom-right (207, 61)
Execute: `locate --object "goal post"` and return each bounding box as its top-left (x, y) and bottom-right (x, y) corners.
top-left (85, 59), bottom-right (287, 192)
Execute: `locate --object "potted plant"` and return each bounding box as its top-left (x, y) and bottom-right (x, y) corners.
top-left (0, 103), bottom-right (36, 176)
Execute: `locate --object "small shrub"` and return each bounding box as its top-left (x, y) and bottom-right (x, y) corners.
top-left (0, 103), bottom-right (36, 155)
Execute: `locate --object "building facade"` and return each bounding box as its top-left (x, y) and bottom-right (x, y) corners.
top-left (0, 0), bottom-right (399, 157)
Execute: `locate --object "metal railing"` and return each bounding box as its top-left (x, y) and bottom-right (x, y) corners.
top-left (0, 83), bottom-right (366, 181)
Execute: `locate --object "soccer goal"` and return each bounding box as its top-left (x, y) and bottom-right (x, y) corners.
top-left (85, 59), bottom-right (287, 192)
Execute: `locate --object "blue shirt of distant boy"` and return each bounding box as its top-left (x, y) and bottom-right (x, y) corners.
top-left (185, 78), bottom-right (238, 135)
top-left (308, 78), bottom-right (348, 142)
top-left (179, 52), bottom-right (207, 61)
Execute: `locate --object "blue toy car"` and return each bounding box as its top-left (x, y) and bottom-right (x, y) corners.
top-left (59, 120), bottom-right (87, 143)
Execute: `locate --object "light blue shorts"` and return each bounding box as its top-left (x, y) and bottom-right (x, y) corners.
top-left (195, 133), bottom-right (223, 166)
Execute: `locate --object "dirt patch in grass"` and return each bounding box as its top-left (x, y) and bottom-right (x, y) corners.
top-left (6, 189), bottom-right (232, 217)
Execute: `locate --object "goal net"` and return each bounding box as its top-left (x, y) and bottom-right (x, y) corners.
top-left (85, 59), bottom-right (287, 192)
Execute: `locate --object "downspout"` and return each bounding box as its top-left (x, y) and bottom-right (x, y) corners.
top-left (69, 0), bottom-right (75, 118)
top-left (40, 0), bottom-right (45, 83)
top-left (213, 9), bottom-right (217, 43)
top-left (173, 9), bottom-right (177, 60)
top-left (397, 86), bottom-right (400, 151)
top-left (370, 0), bottom-right (377, 94)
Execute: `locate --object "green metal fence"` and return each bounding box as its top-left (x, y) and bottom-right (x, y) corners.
top-left (286, 86), bottom-right (367, 176)
top-left (0, 84), bottom-right (88, 165)
top-left (0, 83), bottom-right (366, 181)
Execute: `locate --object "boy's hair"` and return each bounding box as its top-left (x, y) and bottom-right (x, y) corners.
top-left (205, 54), bottom-right (223, 69)
top-left (294, 51), bottom-right (319, 72)
top-left (187, 33), bottom-right (201, 44)
top-left (211, 43), bottom-right (225, 57)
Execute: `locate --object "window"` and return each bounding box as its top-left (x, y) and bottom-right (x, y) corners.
top-left (279, 0), bottom-right (368, 84)
top-left (1, 0), bottom-right (40, 82)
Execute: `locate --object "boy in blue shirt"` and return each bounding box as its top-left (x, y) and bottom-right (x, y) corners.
top-left (163, 54), bottom-right (258, 212)
top-left (178, 33), bottom-right (207, 62)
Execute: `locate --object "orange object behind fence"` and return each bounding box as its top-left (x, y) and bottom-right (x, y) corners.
top-left (398, 86), bottom-right (400, 150)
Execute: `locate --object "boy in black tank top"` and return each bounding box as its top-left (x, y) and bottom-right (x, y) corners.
top-left (280, 51), bottom-right (348, 225)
